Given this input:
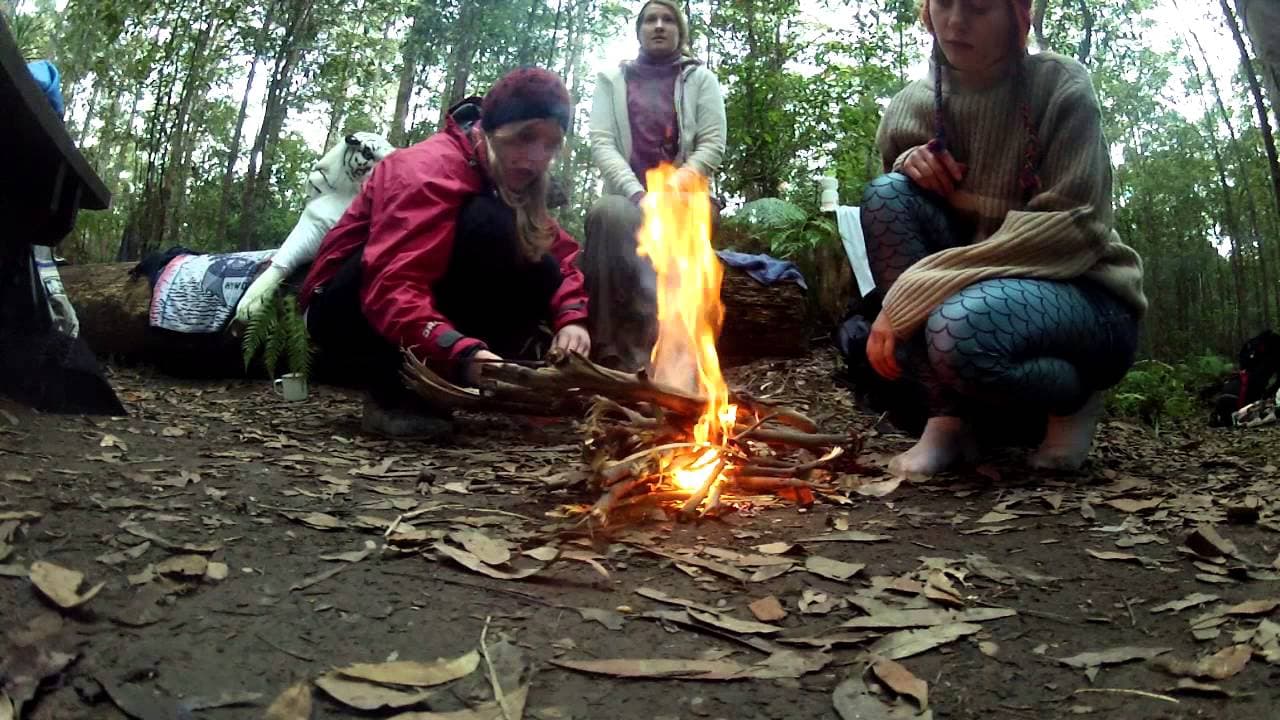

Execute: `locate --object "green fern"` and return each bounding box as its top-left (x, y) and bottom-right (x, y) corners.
top-left (280, 296), bottom-right (314, 377)
top-left (240, 295), bottom-right (314, 380)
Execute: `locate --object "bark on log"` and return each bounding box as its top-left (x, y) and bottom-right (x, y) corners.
top-left (60, 262), bottom-right (809, 368)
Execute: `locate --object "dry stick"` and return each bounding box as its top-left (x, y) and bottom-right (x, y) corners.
top-left (735, 446), bottom-right (845, 478)
top-left (479, 616), bottom-right (514, 720)
top-left (731, 476), bottom-right (833, 492)
top-left (728, 412), bottom-right (781, 442)
top-left (589, 476), bottom-right (651, 522)
top-left (1072, 688), bottom-right (1178, 704)
top-left (679, 457), bottom-right (728, 519)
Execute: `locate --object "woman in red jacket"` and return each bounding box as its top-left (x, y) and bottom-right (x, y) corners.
top-left (300, 68), bottom-right (591, 439)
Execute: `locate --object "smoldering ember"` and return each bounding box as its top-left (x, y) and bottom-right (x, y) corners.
top-left (2, 1), bottom-right (1280, 719)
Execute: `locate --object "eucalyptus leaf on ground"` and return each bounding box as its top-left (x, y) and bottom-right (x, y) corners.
top-left (337, 651), bottom-right (481, 687)
top-left (868, 623), bottom-right (982, 660)
top-left (804, 555), bottom-right (865, 582)
top-left (432, 541), bottom-right (547, 580)
top-left (1056, 646), bottom-right (1172, 669)
top-left (870, 657), bottom-right (929, 711)
top-left (29, 560), bottom-right (105, 609)
top-left (263, 683), bottom-right (312, 720)
top-left (315, 673), bottom-right (435, 711)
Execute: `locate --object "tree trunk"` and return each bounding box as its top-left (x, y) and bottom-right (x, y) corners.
top-left (1209, 137), bottom-right (1249, 344)
top-left (61, 264), bottom-right (808, 369)
top-left (1237, 0), bottom-right (1280, 131)
top-left (1076, 0), bottom-right (1094, 65)
top-left (238, 0), bottom-right (316, 251)
top-left (218, 56), bottom-right (259, 247)
top-left (1223, 0), bottom-right (1280, 321)
top-left (390, 8), bottom-right (425, 147)
top-left (1188, 16), bottom-right (1270, 329)
top-left (436, 2), bottom-right (481, 130)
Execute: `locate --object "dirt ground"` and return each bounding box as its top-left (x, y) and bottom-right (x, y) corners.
top-left (2, 350), bottom-right (1279, 720)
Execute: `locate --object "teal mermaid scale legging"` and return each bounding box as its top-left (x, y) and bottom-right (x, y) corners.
top-left (861, 173), bottom-right (1139, 417)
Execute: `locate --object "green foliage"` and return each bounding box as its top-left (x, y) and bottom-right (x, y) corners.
top-left (1106, 355), bottom-right (1234, 426)
top-left (241, 295), bottom-right (313, 380)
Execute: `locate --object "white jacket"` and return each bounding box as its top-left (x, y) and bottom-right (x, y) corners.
top-left (589, 60), bottom-right (727, 198)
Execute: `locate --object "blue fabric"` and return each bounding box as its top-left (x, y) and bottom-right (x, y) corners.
top-left (715, 249), bottom-right (808, 290)
top-left (26, 60), bottom-right (64, 117)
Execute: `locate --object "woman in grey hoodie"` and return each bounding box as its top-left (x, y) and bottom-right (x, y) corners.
top-left (582, 0), bottom-right (727, 371)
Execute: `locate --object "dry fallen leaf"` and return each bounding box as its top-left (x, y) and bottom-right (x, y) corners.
top-left (1104, 498), bottom-right (1163, 513)
top-left (263, 682), bottom-right (312, 720)
top-left (293, 512), bottom-right (344, 531)
top-left (552, 651), bottom-right (826, 681)
top-left (315, 673), bottom-right (435, 711)
top-left (1186, 526), bottom-right (1239, 559)
top-left (924, 571), bottom-right (965, 608)
top-left (1151, 593), bottom-right (1219, 614)
top-left (833, 671), bottom-right (921, 720)
top-left (1221, 598), bottom-right (1280, 617)
top-left (688, 608), bottom-right (782, 635)
top-left (805, 556), bottom-right (865, 582)
top-left (855, 478), bottom-right (903, 498)
top-left (337, 651), bottom-right (481, 687)
top-left (976, 511), bottom-right (1017, 524)
top-left (871, 657), bottom-right (929, 711)
top-left (633, 586), bottom-right (722, 614)
top-left (1057, 646), bottom-right (1171, 669)
top-left (749, 596), bottom-right (787, 622)
top-left (799, 589), bottom-right (839, 615)
top-left (29, 561), bottom-right (105, 609)
top-left (388, 683), bottom-right (530, 720)
top-left (753, 542), bottom-right (795, 555)
top-left (449, 530), bottom-right (512, 566)
top-left (1154, 644), bottom-right (1251, 680)
top-left (842, 607), bottom-right (1016, 629)
top-left (868, 623), bottom-right (982, 660)
top-left (0, 692), bottom-right (12, 720)
top-left (0, 511), bottom-right (40, 522)
top-left (155, 554), bottom-right (208, 578)
top-left (433, 541), bottom-right (546, 580)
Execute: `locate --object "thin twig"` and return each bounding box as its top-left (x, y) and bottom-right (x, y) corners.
top-left (255, 633), bottom-right (316, 662)
top-left (1072, 688), bottom-right (1179, 704)
top-left (480, 616), bottom-right (514, 720)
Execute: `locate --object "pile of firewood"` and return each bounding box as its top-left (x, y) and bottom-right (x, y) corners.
top-left (401, 350), bottom-right (859, 525)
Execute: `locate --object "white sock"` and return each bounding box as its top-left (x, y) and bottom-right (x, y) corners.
top-left (889, 416), bottom-right (977, 478)
top-left (1029, 392), bottom-right (1105, 471)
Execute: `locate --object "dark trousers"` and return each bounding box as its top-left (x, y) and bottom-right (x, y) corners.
top-left (306, 194), bottom-right (562, 405)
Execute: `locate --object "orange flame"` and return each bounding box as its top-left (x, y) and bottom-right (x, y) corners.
top-left (637, 165), bottom-right (736, 494)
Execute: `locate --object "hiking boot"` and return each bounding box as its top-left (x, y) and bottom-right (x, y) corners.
top-left (361, 397), bottom-right (453, 440)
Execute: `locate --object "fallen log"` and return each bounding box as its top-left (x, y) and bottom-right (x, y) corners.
top-left (60, 261), bottom-right (810, 369)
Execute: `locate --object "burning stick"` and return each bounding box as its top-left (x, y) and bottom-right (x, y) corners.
top-left (399, 164), bottom-right (859, 525)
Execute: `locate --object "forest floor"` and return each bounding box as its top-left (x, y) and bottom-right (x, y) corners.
top-left (2, 349), bottom-right (1279, 720)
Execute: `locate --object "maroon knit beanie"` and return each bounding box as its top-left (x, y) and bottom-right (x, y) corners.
top-left (482, 67), bottom-right (572, 134)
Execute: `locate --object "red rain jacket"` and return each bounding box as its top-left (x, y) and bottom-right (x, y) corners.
top-left (298, 116), bottom-right (589, 373)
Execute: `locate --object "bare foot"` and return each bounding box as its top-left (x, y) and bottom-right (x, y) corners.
top-left (1029, 392), bottom-right (1104, 471)
top-left (889, 416), bottom-right (978, 477)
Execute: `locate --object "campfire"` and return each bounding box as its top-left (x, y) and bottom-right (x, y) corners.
top-left (402, 165), bottom-right (856, 525)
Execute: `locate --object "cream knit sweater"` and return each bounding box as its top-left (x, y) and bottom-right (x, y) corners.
top-left (875, 51), bottom-right (1147, 339)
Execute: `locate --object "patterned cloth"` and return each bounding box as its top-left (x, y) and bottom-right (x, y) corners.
top-left (150, 250), bottom-right (274, 333)
top-left (861, 172), bottom-right (1138, 418)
